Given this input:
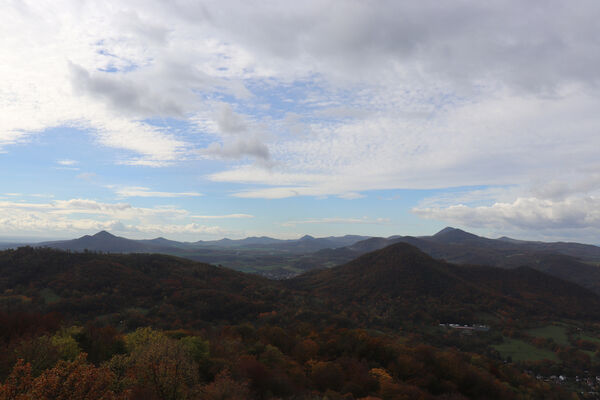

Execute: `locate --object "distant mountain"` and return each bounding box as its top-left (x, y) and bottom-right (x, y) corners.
top-left (32, 231), bottom-right (371, 256)
top-left (194, 236), bottom-right (283, 247)
top-left (194, 234), bottom-right (370, 253)
top-left (432, 226), bottom-right (481, 242)
top-left (38, 231), bottom-right (155, 253)
top-left (0, 242), bottom-right (24, 251)
top-left (303, 227), bottom-right (600, 294)
top-left (137, 236), bottom-right (196, 250)
top-left (431, 227), bottom-right (600, 259)
top-left (17, 228), bottom-right (600, 288)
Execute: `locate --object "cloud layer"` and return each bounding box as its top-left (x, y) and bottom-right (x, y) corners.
top-left (0, 199), bottom-right (225, 239)
top-left (3, 1), bottom-right (600, 240)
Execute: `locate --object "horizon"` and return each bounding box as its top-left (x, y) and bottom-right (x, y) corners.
top-left (2, 226), bottom-right (600, 247)
top-left (3, 1), bottom-right (600, 244)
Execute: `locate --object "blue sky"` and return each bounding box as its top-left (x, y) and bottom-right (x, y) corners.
top-left (2, 1), bottom-right (600, 243)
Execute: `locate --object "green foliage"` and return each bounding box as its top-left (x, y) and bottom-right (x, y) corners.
top-left (51, 326), bottom-right (82, 361)
top-left (124, 327), bottom-right (166, 353)
top-left (129, 334), bottom-right (197, 400)
top-left (13, 336), bottom-right (60, 377)
top-left (180, 336), bottom-right (210, 363)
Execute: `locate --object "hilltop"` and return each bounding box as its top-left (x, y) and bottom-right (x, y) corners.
top-left (305, 227), bottom-right (600, 294)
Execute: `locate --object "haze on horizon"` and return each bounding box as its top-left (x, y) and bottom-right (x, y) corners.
top-left (2, 1), bottom-right (600, 244)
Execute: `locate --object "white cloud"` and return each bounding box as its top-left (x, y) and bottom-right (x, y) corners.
top-left (4, 0), bottom-right (600, 178)
top-left (192, 214), bottom-right (254, 219)
top-left (113, 186), bottom-right (203, 198)
top-left (3, 0), bottom-right (600, 241)
top-left (57, 159), bottom-right (78, 166)
top-left (0, 198), bottom-right (226, 240)
top-left (413, 196), bottom-right (600, 231)
top-left (282, 217), bottom-right (390, 227)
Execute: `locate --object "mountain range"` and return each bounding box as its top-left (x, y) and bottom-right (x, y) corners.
top-left (26, 231), bottom-right (370, 254)
top-left (2, 233), bottom-right (600, 398)
top-left (5, 227), bottom-right (600, 294)
top-left (309, 227), bottom-right (600, 294)
top-left (2, 240), bottom-right (599, 330)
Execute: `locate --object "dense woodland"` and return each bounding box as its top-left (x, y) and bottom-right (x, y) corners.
top-left (2, 245), bottom-right (600, 399)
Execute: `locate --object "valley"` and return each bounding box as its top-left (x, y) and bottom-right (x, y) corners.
top-left (3, 235), bottom-right (600, 398)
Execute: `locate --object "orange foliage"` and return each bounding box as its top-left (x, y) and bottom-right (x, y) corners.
top-left (0, 354), bottom-right (124, 400)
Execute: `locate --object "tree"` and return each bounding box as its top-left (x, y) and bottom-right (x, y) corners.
top-left (0, 359), bottom-right (32, 400)
top-left (197, 370), bottom-right (250, 400)
top-left (130, 334), bottom-right (197, 400)
top-left (1, 354), bottom-right (123, 400)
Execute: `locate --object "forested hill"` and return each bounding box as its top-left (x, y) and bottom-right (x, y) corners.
top-left (289, 242), bottom-right (600, 323)
top-left (0, 247), bottom-right (284, 329)
top-left (2, 244), bottom-right (600, 331)
top-left (309, 227), bottom-right (600, 294)
top-left (2, 245), bottom-right (600, 399)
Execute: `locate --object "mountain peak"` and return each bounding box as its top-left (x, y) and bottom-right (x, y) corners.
top-left (433, 227), bottom-right (459, 236)
top-left (433, 227), bottom-right (479, 242)
top-left (92, 231), bottom-right (116, 239)
top-left (299, 234), bottom-right (315, 241)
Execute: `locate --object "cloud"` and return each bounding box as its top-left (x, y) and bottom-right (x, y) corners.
top-left (282, 217), bottom-right (390, 227)
top-left (413, 196), bottom-right (600, 231)
top-left (200, 104), bottom-right (271, 162)
top-left (203, 86), bottom-right (600, 201)
top-left (57, 159), bottom-right (78, 166)
top-left (121, 223), bottom-right (227, 236)
top-left (216, 103), bottom-right (247, 134)
top-left (191, 1), bottom-right (600, 92)
top-left (70, 63), bottom-right (183, 117)
top-left (113, 186), bottom-right (203, 198)
top-left (76, 172), bottom-right (97, 181)
top-left (0, 198), bottom-right (226, 239)
top-left (3, 0), bottom-right (600, 246)
top-left (191, 214), bottom-right (254, 219)
top-left (203, 137), bottom-right (270, 161)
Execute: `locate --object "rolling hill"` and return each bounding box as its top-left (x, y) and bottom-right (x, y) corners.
top-left (290, 242), bottom-right (600, 323)
top-left (2, 244), bottom-right (589, 399)
top-left (304, 227), bottom-right (600, 294)
top-left (0, 246), bottom-right (283, 329)
top-left (3, 242), bottom-right (600, 330)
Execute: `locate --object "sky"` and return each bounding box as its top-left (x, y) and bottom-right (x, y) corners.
top-left (2, 0), bottom-right (600, 243)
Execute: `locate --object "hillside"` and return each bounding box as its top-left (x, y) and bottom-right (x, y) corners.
top-left (2, 245), bottom-right (600, 398)
top-left (3, 243), bottom-right (600, 330)
top-left (0, 246), bottom-right (283, 329)
top-left (304, 228), bottom-right (600, 294)
top-left (290, 242), bottom-right (600, 323)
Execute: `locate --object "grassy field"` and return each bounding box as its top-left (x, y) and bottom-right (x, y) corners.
top-left (575, 332), bottom-right (600, 344)
top-left (493, 338), bottom-right (558, 362)
top-left (526, 324), bottom-right (570, 346)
